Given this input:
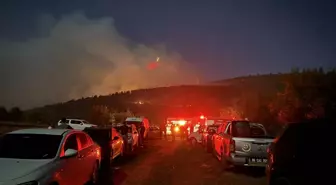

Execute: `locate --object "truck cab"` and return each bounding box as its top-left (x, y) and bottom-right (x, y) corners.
top-left (212, 120), bottom-right (274, 169)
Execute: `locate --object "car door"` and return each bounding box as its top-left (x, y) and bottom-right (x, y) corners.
top-left (59, 133), bottom-right (82, 185)
top-left (213, 124), bottom-right (223, 155)
top-left (69, 120), bottom-right (81, 130)
top-left (112, 128), bottom-right (122, 158)
top-left (77, 133), bottom-right (94, 183)
top-left (222, 123), bottom-right (232, 156)
top-left (132, 125), bottom-right (139, 146)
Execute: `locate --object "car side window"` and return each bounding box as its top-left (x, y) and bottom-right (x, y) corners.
top-left (218, 123), bottom-right (226, 134)
top-left (71, 120), bottom-right (81, 124)
top-left (64, 134), bottom-right (78, 152)
top-left (216, 125), bottom-right (223, 134)
top-left (225, 124), bottom-right (231, 135)
top-left (86, 134), bottom-right (93, 145)
top-left (77, 133), bottom-right (90, 149)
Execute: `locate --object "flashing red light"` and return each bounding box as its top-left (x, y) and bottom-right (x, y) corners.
top-left (200, 115), bottom-right (205, 119)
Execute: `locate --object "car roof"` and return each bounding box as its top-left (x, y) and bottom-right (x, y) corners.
top-left (58, 118), bottom-right (85, 121)
top-left (66, 119), bottom-right (85, 121)
top-left (8, 128), bottom-right (71, 136)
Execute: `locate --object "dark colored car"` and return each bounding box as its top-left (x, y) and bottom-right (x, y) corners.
top-left (202, 125), bottom-right (219, 153)
top-left (83, 127), bottom-right (114, 168)
top-left (266, 118), bottom-right (335, 185)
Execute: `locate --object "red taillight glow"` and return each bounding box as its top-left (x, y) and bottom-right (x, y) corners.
top-left (267, 143), bottom-right (274, 153)
top-left (200, 115), bottom-right (205, 119)
top-left (96, 149), bottom-right (101, 157)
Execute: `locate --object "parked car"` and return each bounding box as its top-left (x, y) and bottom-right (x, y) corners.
top-left (201, 124), bottom-right (220, 152)
top-left (125, 117), bottom-right (150, 139)
top-left (266, 118), bottom-right (335, 185)
top-left (84, 127), bottom-right (124, 167)
top-left (0, 128), bottom-right (101, 185)
top-left (57, 118), bottom-right (97, 130)
top-left (212, 120), bottom-right (274, 169)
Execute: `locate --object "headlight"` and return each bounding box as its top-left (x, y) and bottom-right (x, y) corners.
top-left (18, 181), bottom-right (39, 185)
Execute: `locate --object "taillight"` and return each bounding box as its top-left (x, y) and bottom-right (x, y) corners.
top-left (96, 148), bottom-right (101, 157)
top-left (229, 139), bottom-right (235, 153)
top-left (267, 143), bottom-right (275, 164)
top-left (267, 142), bottom-right (275, 154)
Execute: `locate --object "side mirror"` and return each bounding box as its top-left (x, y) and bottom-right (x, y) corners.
top-left (62, 149), bottom-right (78, 158)
top-left (113, 136), bottom-right (119, 141)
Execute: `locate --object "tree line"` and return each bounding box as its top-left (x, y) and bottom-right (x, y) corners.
top-left (1, 68), bottom-right (335, 134)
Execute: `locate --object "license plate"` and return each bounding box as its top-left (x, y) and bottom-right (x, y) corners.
top-left (249, 158), bottom-right (268, 163)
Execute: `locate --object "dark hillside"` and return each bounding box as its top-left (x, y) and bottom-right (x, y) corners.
top-left (2, 69), bottom-right (335, 133)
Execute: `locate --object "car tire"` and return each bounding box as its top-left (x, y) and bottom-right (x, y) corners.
top-left (220, 152), bottom-right (229, 170)
top-left (120, 144), bottom-right (125, 157)
top-left (89, 162), bottom-right (99, 185)
top-left (191, 138), bottom-right (197, 146)
top-left (206, 140), bottom-right (212, 153)
top-left (271, 177), bottom-right (293, 185)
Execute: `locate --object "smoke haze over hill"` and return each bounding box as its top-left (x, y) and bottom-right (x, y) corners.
top-left (0, 12), bottom-right (198, 109)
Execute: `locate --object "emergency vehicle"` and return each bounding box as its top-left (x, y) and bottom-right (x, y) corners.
top-left (187, 116), bottom-right (230, 146)
top-left (165, 117), bottom-right (191, 136)
top-left (165, 115), bottom-right (207, 137)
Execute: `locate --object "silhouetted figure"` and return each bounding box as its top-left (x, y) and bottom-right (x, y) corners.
top-left (140, 123), bottom-right (146, 146)
top-left (160, 122), bottom-right (167, 139)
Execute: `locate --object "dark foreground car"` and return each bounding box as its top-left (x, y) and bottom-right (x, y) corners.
top-left (84, 127), bottom-right (115, 169)
top-left (266, 118), bottom-right (336, 185)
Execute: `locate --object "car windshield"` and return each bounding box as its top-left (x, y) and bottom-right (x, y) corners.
top-left (125, 121), bottom-right (141, 127)
top-left (0, 134), bottom-right (62, 159)
top-left (82, 120), bottom-right (90, 124)
top-left (207, 126), bottom-right (218, 132)
top-left (232, 121), bottom-right (267, 138)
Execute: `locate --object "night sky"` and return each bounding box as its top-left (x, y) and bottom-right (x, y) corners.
top-left (1, 0), bottom-right (335, 108)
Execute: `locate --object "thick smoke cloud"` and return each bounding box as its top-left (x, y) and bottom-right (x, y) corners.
top-left (0, 13), bottom-right (198, 109)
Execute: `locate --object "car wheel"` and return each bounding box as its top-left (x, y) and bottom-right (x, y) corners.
top-left (220, 152), bottom-right (229, 170)
top-left (120, 144), bottom-right (125, 157)
top-left (206, 140), bottom-right (212, 153)
top-left (89, 162), bottom-right (99, 185)
top-left (191, 138), bottom-right (197, 146)
top-left (272, 177), bottom-right (292, 185)
top-left (212, 143), bottom-right (217, 157)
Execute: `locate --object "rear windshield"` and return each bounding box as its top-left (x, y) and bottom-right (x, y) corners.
top-left (207, 126), bottom-right (219, 132)
top-left (85, 129), bottom-right (111, 143)
top-left (0, 134), bottom-right (62, 159)
top-left (232, 121), bottom-right (271, 138)
top-left (125, 121), bottom-right (141, 127)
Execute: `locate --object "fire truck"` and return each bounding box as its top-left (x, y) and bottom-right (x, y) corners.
top-left (164, 115), bottom-right (207, 139)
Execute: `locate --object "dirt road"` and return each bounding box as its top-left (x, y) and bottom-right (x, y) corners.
top-left (104, 136), bottom-right (267, 185)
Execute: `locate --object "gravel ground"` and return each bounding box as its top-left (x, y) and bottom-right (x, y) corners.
top-left (103, 135), bottom-right (267, 185)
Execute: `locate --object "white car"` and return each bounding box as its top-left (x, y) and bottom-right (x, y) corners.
top-left (57, 119), bottom-right (97, 130)
top-left (0, 128), bottom-right (101, 185)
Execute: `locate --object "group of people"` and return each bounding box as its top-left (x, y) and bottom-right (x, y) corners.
top-left (119, 122), bottom-right (146, 154)
top-left (159, 122), bottom-right (188, 140)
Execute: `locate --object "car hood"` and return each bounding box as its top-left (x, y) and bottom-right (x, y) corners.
top-left (0, 158), bottom-right (52, 181)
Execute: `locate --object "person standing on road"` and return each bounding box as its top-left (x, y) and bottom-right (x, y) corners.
top-left (160, 122), bottom-right (167, 140)
top-left (171, 124), bottom-right (176, 141)
top-left (180, 125), bottom-right (187, 140)
top-left (120, 123), bottom-right (129, 149)
top-left (127, 127), bottom-right (133, 153)
top-left (139, 123), bottom-right (146, 147)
